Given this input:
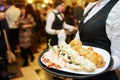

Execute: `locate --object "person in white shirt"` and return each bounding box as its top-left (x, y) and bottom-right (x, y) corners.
top-left (5, 0), bottom-right (21, 53)
top-left (45, 0), bottom-right (77, 46)
top-left (73, 0), bottom-right (120, 80)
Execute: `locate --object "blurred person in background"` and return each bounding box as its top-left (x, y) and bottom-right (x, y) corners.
top-left (2, 0), bottom-right (9, 12)
top-left (45, 0), bottom-right (77, 47)
top-left (64, 5), bottom-right (76, 43)
top-left (5, 0), bottom-right (21, 54)
top-left (0, 0), bottom-right (17, 79)
top-left (18, 5), bottom-right (36, 67)
top-left (25, 4), bottom-right (38, 53)
top-left (72, 1), bottom-right (84, 26)
top-left (0, 10), bottom-right (9, 80)
top-left (34, 9), bottom-right (43, 44)
top-left (64, 6), bottom-right (74, 26)
top-left (0, 0), bottom-right (9, 12)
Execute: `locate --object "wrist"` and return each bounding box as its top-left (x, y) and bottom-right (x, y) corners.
top-left (54, 30), bottom-right (57, 34)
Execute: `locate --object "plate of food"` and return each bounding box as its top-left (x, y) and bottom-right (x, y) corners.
top-left (40, 40), bottom-right (111, 75)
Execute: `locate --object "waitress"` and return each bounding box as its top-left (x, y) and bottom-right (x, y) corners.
top-left (45, 0), bottom-right (77, 46)
top-left (73, 0), bottom-right (120, 80)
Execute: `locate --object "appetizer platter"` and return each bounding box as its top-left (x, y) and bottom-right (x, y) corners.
top-left (38, 40), bottom-right (113, 78)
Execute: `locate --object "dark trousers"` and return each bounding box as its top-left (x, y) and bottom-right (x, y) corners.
top-left (0, 34), bottom-right (9, 80)
top-left (0, 70), bottom-right (9, 80)
top-left (20, 47), bottom-right (34, 64)
top-left (0, 35), bottom-right (8, 69)
top-left (49, 35), bottom-right (58, 46)
top-left (8, 29), bottom-right (19, 53)
top-left (46, 34), bottom-right (58, 49)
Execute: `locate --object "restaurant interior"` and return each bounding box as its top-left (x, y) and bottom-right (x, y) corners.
top-left (1, 0), bottom-right (120, 80)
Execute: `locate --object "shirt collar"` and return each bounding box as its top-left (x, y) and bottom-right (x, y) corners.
top-left (96, 0), bottom-right (110, 6)
top-left (53, 9), bottom-right (59, 14)
top-left (10, 5), bottom-right (16, 8)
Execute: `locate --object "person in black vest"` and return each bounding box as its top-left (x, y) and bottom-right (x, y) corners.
top-left (45, 0), bottom-right (77, 47)
top-left (72, 0), bottom-right (120, 80)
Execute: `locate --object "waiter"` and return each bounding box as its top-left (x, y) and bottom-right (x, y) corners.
top-left (45, 0), bottom-right (77, 46)
top-left (73, 0), bottom-right (120, 80)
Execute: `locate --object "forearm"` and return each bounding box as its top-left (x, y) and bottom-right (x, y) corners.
top-left (63, 22), bottom-right (76, 31)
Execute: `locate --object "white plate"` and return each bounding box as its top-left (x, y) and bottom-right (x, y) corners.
top-left (41, 46), bottom-right (110, 75)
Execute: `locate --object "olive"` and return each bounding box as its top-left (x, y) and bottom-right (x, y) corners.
top-left (69, 61), bottom-right (73, 64)
top-left (61, 53), bottom-right (65, 56)
top-left (68, 56), bottom-right (71, 59)
top-left (75, 63), bottom-right (80, 66)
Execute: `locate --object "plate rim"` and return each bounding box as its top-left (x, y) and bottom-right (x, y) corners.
top-left (38, 49), bottom-right (113, 78)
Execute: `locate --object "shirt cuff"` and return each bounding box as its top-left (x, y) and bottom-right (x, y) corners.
top-left (111, 55), bottom-right (120, 70)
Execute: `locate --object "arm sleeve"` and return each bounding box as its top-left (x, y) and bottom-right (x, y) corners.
top-left (45, 12), bottom-right (56, 34)
top-left (106, 4), bottom-right (120, 70)
top-left (63, 22), bottom-right (74, 31)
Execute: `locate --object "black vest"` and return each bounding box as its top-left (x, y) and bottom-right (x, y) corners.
top-left (79, 0), bottom-right (118, 53)
top-left (52, 12), bottom-right (64, 30)
top-left (49, 12), bottom-right (64, 46)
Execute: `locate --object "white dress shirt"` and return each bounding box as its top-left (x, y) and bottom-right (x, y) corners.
top-left (5, 5), bottom-right (21, 29)
top-left (75, 0), bottom-right (120, 70)
top-left (45, 9), bottom-right (74, 35)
